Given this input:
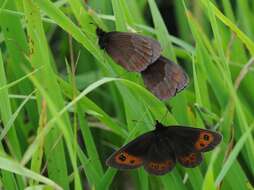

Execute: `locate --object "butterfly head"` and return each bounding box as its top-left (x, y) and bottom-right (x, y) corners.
top-left (96, 27), bottom-right (106, 38)
top-left (96, 27), bottom-right (107, 49)
top-left (155, 120), bottom-right (164, 130)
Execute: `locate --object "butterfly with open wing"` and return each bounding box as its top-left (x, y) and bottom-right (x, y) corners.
top-left (96, 27), bottom-right (189, 100)
top-left (106, 121), bottom-right (222, 175)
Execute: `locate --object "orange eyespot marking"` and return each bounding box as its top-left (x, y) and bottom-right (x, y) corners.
top-left (195, 131), bottom-right (214, 151)
top-left (178, 152), bottom-right (201, 167)
top-left (179, 153), bottom-right (196, 163)
top-left (147, 160), bottom-right (173, 171)
top-left (115, 151), bottom-right (143, 165)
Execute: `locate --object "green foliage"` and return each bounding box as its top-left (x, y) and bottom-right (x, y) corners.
top-left (0, 0), bottom-right (253, 189)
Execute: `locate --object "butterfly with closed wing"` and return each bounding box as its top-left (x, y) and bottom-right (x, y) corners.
top-left (106, 121), bottom-right (222, 175)
top-left (96, 27), bottom-right (188, 100)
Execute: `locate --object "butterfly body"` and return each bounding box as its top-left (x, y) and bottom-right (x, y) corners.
top-left (106, 121), bottom-right (222, 175)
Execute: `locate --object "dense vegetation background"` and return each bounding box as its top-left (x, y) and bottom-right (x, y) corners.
top-left (0, 0), bottom-right (253, 189)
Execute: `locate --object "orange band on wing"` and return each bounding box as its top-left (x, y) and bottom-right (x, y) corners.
top-left (178, 152), bottom-right (202, 167)
top-left (115, 151), bottom-right (143, 166)
top-left (147, 160), bottom-right (173, 171)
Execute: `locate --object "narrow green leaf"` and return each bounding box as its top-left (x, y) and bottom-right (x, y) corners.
top-left (0, 156), bottom-right (62, 190)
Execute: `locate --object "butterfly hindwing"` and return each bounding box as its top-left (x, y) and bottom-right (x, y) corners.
top-left (99, 31), bottom-right (161, 72)
top-left (141, 56), bottom-right (189, 100)
top-left (144, 137), bottom-right (176, 175)
top-left (106, 132), bottom-right (154, 170)
top-left (177, 152), bottom-right (203, 168)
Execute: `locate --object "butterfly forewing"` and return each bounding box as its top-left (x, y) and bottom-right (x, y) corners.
top-left (99, 31), bottom-right (161, 72)
top-left (194, 130), bottom-right (222, 152)
top-left (106, 132), bottom-right (154, 170)
top-left (141, 56), bottom-right (189, 100)
top-left (164, 126), bottom-right (221, 167)
top-left (166, 126), bottom-right (222, 153)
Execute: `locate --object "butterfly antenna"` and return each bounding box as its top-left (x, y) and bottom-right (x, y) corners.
top-left (131, 107), bottom-right (153, 129)
top-left (194, 103), bottom-right (219, 128)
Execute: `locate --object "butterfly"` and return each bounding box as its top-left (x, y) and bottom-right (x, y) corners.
top-left (96, 27), bottom-right (188, 100)
top-left (106, 121), bottom-right (222, 175)
top-left (96, 27), bottom-right (161, 72)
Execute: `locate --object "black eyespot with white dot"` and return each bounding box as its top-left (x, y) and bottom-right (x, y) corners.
top-left (118, 153), bottom-right (126, 161)
top-left (204, 134), bottom-right (210, 141)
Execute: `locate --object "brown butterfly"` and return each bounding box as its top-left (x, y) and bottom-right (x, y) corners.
top-left (96, 27), bottom-right (161, 72)
top-left (106, 121), bottom-right (222, 175)
top-left (96, 27), bottom-right (188, 100)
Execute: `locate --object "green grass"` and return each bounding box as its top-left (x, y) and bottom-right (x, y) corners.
top-left (0, 0), bottom-right (253, 189)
